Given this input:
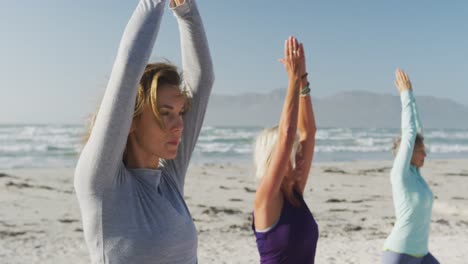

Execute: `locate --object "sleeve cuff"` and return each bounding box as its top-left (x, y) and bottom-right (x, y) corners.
top-left (400, 90), bottom-right (414, 105)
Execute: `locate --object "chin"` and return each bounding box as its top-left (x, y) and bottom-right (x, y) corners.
top-left (163, 151), bottom-right (178, 160)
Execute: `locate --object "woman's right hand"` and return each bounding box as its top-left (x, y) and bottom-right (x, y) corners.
top-left (279, 36), bottom-right (304, 82)
top-left (394, 68), bottom-right (412, 93)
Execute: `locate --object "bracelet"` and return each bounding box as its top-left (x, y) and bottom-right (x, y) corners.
top-left (300, 82), bottom-right (311, 96)
top-left (300, 82), bottom-right (310, 93)
top-left (301, 72), bottom-right (308, 79)
top-left (300, 89), bottom-right (311, 97)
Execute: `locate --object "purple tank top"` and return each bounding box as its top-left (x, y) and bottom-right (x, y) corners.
top-left (252, 191), bottom-right (319, 264)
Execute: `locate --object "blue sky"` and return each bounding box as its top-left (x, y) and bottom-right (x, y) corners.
top-left (0, 0), bottom-right (467, 124)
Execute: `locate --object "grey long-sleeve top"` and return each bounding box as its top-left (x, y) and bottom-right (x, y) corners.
top-left (74, 0), bottom-right (214, 263)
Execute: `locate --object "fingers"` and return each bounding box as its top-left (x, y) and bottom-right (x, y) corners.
top-left (400, 69), bottom-right (407, 82)
top-left (395, 69), bottom-right (404, 91)
top-left (279, 36), bottom-right (304, 66)
top-left (394, 68), bottom-right (412, 91)
top-left (396, 68), bottom-right (405, 86)
top-left (285, 36), bottom-right (302, 58)
top-left (298, 43), bottom-right (305, 59)
top-left (292, 37), bottom-right (298, 56)
top-left (396, 68), bottom-right (410, 82)
top-left (396, 68), bottom-right (402, 81)
top-left (280, 37), bottom-right (290, 65)
top-left (404, 71), bottom-right (410, 83)
top-left (288, 36), bottom-right (293, 58)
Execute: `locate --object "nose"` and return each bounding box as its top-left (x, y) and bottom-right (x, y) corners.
top-left (171, 115), bottom-right (184, 133)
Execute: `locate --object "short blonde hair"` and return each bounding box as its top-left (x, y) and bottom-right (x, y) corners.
top-left (253, 125), bottom-right (300, 180)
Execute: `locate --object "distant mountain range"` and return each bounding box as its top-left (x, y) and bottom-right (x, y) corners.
top-left (203, 90), bottom-right (468, 129)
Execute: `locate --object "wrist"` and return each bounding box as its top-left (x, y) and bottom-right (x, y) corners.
top-left (300, 72), bottom-right (308, 87)
top-left (399, 88), bottom-right (411, 93)
top-left (289, 75), bottom-right (301, 84)
top-left (300, 82), bottom-right (311, 97)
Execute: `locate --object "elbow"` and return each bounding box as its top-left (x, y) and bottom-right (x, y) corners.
top-left (205, 69), bottom-right (215, 88)
top-left (200, 58), bottom-right (215, 87)
top-left (195, 67), bottom-right (215, 91)
top-left (299, 126), bottom-right (316, 141)
top-left (279, 124), bottom-right (298, 145)
top-left (310, 126), bottom-right (317, 135)
top-left (204, 61), bottom-right (215, 85)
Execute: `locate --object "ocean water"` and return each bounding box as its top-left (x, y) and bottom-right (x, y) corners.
top-left (1, 124), bottom-right (468, 169)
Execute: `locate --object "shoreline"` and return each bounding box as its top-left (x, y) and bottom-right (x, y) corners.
top-left (1, 159), bottom-right (467, 263)
top-left (2, 157), bottom-right (468, 171)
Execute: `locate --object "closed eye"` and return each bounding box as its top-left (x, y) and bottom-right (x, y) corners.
top-left (159, 107), bottom-right (185, 116)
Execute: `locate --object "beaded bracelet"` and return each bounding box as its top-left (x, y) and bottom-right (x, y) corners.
top-left (300, 82), bottom-right (311, 97)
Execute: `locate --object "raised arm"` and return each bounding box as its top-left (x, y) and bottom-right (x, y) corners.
top-left (255, 36), bottom-right (302, 206)
top-left (294, 44), bottom-right (317, 194)
top-left (75, 0), bottom-right (166, 194)
top-left (391, 69), bottom-right (417, 182)
top-left (412, 96), bottom-right (424, 136)
top-left (161, 0), bottom-right (215, 191)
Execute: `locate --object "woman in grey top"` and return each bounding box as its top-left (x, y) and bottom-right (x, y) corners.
top-left (74, 0), bottom-right (214, 263)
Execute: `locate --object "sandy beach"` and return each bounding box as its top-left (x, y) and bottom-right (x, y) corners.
top-left (1, 159), bottom-right (467, 263)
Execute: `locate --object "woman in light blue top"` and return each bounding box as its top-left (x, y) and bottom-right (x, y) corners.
top-left (74, 0), bottom-right (214, 263)
top-left (382, 69), bottom-right (439, 264)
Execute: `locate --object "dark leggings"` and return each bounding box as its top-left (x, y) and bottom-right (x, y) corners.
top-left (381, 251), bottom-right (439, 264)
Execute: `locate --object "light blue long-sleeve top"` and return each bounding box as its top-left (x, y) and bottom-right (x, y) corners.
top-left (383, 90), bottom-right (434, 257)
top-left (73, 0), bottom-right (214, 263)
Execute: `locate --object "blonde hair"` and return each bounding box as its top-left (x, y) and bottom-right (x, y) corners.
top-left (253, 125), bottom-right (300, 181)
top-left (84, 62), bottom-right (190, 144)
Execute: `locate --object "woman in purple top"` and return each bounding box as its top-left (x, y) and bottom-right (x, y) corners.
top-left (252, 36), bottom-right (319, 264)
